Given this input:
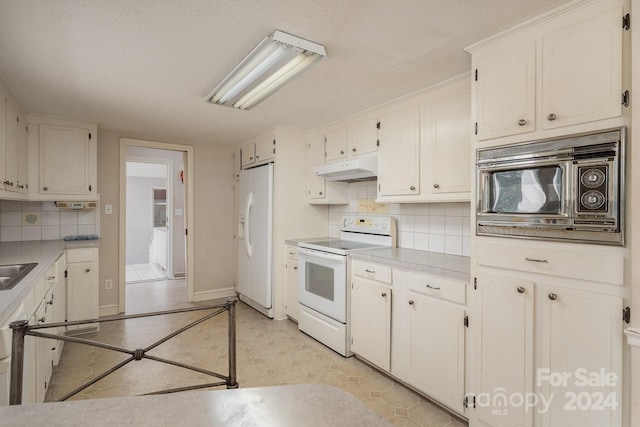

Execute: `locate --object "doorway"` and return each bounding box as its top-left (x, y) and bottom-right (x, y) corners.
top-left (119, 139), bottom-right (194, 314)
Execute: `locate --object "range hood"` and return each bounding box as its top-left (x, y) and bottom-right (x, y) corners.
top-left (314, 157), bottom-right (377, 181)
top-left (55, 201), bottom-right (98, 210)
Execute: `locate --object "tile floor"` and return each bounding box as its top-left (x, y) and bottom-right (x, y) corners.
top-left (46, 281), bottom-right (467, 426)
top-left (125, 263), bottom-right (167, 283)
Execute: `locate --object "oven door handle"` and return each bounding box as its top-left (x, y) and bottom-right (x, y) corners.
top-left (298, 247), bottom-right (346, 263)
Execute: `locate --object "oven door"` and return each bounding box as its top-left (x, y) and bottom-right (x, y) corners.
top-left (298, 247), bottom-right (347, 323)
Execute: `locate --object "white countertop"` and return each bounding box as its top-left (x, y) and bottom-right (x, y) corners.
top-left (0, 384), bottom-right (390, 426)
top-left (0, 240), bottom-right (100, 326)
top-left (350, 247), bottom-right (470, 281)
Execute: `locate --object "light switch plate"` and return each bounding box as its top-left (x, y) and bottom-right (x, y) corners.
top-left (175, 209), bottom-right (183, 216)
top-left (105, 204), bottom-right (113, 215)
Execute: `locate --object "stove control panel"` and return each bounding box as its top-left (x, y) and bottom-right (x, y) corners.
top-left (341, 215), bottom-right (394, 236)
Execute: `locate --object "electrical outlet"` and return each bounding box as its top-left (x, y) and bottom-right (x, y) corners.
top-left (105, 279), bottom-right (113, 290)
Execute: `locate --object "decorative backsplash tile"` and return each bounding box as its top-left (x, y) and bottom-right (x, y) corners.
top-left (0, 200), bottom-right (101, 242)
top-left (329, 182), bottom-right (471, 257)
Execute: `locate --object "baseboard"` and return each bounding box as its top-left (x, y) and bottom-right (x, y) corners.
top-left (99, 304), bottom-right (120, 317)
top-left (173, 272), bottom-right (186, 278)
top-left (193, 287), bottom-right (237, 302)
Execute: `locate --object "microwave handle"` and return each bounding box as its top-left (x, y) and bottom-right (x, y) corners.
top-left (477, 172), bottom-right (492, 213)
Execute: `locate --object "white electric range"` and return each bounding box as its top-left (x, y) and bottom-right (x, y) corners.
top-left (297, 215), bottom-right (396, 356)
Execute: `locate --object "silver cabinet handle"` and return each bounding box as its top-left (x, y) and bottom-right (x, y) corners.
top-left (433, 183), bottom-right (439, 189)
top-left (293, 266), bottom-right (298, 270)
top-left (381, 292), bottom-right (387, 297)
top-left (2, 180), bottom-right (9, 185)
top-left (517, 286), bottom-right (525, 294)
top-left (43, 186), bottom-right (48, 191)
top-left (410, 185), bottom-right (415, 191)
top-left (340, 150), bottom-right (344, 155)
top-left (47, 275), bottom-right (55, 280)
top-left (518, 119), bottom-right (527, 126)
top-left (408, 300), bottom-right (415, 305)
top-left (364, 269), bottom-right (375, 274)
top-left (525, 257), bottom-right (548, 264)
top-left (547, 113), bottom-right (557, 121)
top-left (426, 284), bottom-right (440, 291)
top-left (38, 316), bottom-right (46, 323)
top-left (85, 268), bottom-right (91, 273)
top-left (352, 148), bottom-right (357, 152)
top-left (548, 293), bottom-right (558, 301)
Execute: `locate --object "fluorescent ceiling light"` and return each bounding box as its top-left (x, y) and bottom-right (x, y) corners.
top-left (205, 30), bottom-right (326, 110)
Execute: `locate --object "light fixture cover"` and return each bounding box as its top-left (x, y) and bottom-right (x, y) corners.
top-left (205, 30), bottom-right (326, 110)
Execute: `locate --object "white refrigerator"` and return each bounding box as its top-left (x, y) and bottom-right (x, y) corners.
top-left (237, 163), bottom-right (274, 318)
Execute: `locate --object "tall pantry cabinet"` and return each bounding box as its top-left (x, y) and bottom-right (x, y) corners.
top-left (465, 0), bottom-right (630, 426)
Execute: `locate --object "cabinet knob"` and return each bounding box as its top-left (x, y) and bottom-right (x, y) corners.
top-left (352, 148), bottom-right (357, 152)
top-left (38, 316), bottom-right (46, 324)
top-left (318, 191), bottom-right (323, 195)
top-left (43, 186), bottom-right (48, 191)
top-left (17, 184), bottom-right (24, 189)
top-left (410, 185), bottom-right (416, 191)
top-left (408, 300), bottom-right (415, 305)
top-left (8, 181), bottom-right (13, 186)
top-left (3, 180), bottom-right (9, 185)
top-left (547, 113), bottom-right (557, 121)
top-left (433, 183), bottom-right (439, 189)
top-left (293, 266), bottom-right (298, 270)
top-left (85, 268), bottom-right (91, 273)
top-left (517, 119), bottom-right (527, 126)
top-left (548, 293), bottom-right (558, 301)
top-left (381, 292), bottom-right (387, 297)
top-left (47, 298), bottom-right (54, 305)
top-left (340, 150), bottom-right (344, 155)
top-left (517, 286), bottom-right (525, 294)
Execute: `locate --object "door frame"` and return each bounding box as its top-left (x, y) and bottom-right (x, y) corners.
top-left (119, 138), bottom-right (194, 313)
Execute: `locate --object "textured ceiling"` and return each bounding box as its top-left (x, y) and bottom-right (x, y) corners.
top-left (0, 0), bottom-right (573, 145)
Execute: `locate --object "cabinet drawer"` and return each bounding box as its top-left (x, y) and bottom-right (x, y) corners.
top-left (286, 245), bottom-right (298, 261)
top-left (477, 241), bottom-right (623, 285)
top-left (67, 248), bottom-right (96, 263)
top-left (406, 270), bottom-right (466, 305)
top-left (351, 259), bottom-right (392, 284)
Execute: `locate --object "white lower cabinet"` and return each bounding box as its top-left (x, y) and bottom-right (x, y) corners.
top-left (472, 261), bottom-right (623, 427)
top-left (284, 245), bottom-right (299, 321)
top-left (350, 259), bottom-right (467, 415)
top-left (350, 275), bottom-right (391, 371)
top-left (66, 248), bottom-right (99, 332)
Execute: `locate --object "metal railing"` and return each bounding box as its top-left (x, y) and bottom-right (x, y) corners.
top-left (9, 297), bottom-right (238, 405)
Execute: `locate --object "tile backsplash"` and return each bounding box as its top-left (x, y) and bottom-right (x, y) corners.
top-left (329, 182), bottom-right (471, 257)
top-left (0, 200), bottom-right (100, 242)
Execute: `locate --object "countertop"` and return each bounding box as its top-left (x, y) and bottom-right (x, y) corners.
top-left (0, 384), bottom-right (390, 426)
top-left (0, 240), bottom-right (100, 326)
top-left (350, 247), bottom-right (470, 281)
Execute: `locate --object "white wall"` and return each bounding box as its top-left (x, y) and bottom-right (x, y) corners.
top-left (0, 200), bottom-right (100, 241)
top-left (329, 181), bottom-right (471, 257)
top-left (125, 176), bottom-right (165, 264)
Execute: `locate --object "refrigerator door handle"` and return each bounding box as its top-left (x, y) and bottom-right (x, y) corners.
top-left (244, 191), bottom-right (253, 258)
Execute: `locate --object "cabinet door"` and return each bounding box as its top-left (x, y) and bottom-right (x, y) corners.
top-left (306, 134), bottom-right (326, 200)
top-left (325, 128), bottom-right (347, 162)
top-left (284, 259), bottom-right (299, 321)
top-left (0, 92), bottom-right (5, 188)
top-left (67, 261), bottom-right (98, 327)
top-left (540, 285), bottom-right (622, 427)
top-left (404, 291), bottom-right (465, 413)
top-left (347, 116), bottom-right (378, 157)
top-left (17, 110), bottom-right (28, 193)
top-left (39, 124), bottom-right (91, 195)
top-left (475, 40), bottom-right (536, 140)
top-left (377, 106), bottom-right (420, 196)
top-left (254, 135), bottom-right (275, 164)
top-left (5, 98), bottom-right (19, 192)
top-left (233, 147), bottom-right (241, 181)
top-left (240, 142), bottom-right (255, 168)
top-left (474, 272), bottom-right (534, 427)
top-left (350, 276), bottom-right (391, 371)
top-left (542, 7), bottom-right (622, 130)
top-left (429, 83), bottom-right (471, 195)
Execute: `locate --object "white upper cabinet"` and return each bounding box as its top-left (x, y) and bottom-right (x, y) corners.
top-left (306, 133), bottom-right (326, 200)
top-left (377, 105), bottom-right (420, 197)
top-left (17, 110), bottom-right (28, 193)
top-left (475, 39), bottom-right (536, 140)
top-left (324, 127), bottom-right (347, 162)
top-left (253, 133), bottom-right (275, 165)
top-left (27, 114), bottom-right (98, 200)
top-left (39, 124), bottom-right (91, 195)
top-left (468, 0), bottom-right (628, 145)
top-left (0, 81), bottom-right (29, 196)
top-left (240, 140), bottom-right (255, 168)
top-left (347, 116), bottom-right (378, 157)
top-left (541, 6), bottom-right (622, 130)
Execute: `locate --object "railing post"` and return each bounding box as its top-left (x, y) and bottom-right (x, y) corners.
top-left (226, 297), bottom-right (238, 389)
top-left (9, 319), bottom-right (29, 405)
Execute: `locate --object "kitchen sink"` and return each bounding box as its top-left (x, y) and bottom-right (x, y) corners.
top-left (0, 263), bottom-right (38, 291)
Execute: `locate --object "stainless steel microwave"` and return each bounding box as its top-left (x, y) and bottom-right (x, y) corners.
top-left (476, 128), bottom-right (625, 245)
